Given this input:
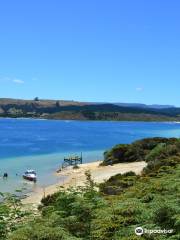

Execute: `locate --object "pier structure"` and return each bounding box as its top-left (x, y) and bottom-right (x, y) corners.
top-left (61, 153), bottom-right (83, 169)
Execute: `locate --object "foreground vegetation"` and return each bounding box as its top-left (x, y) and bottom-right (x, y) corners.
top-left (0, 137), bottom-right (180, 239)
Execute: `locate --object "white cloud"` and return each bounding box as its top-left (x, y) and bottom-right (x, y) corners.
top-left (13, 79), bottom-right (24, 84)
top-left (136, 87), bottom-right (143, 92)
top-left (0, 76), bottom-right (25, 84)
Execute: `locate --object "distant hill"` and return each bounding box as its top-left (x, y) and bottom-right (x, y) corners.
top-left (0, 98), bottom-right (179, 121)
top-left (113, 103), bottom-right (175, 109)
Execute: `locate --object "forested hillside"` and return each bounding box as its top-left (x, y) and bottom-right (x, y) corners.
top-left (1, 98), bottom-right (180, 121)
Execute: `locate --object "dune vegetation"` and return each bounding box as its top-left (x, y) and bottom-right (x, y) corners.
top-left (0, 137), bottom-right (180, 239)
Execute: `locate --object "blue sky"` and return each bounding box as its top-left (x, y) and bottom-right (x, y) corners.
top-left (0, 0), bottom-right (180, 105)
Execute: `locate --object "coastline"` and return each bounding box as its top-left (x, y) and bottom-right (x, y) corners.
top-left (1, 116), bottom-right (180, 123)
top-left (22, 160), bottom-right (146, 207)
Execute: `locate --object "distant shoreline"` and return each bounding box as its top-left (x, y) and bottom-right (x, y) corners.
top-left (1, 98), bottom-right (180, 122)
top-left (1, 116), bottom-right (180, 123)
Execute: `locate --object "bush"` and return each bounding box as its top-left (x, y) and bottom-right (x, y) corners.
top-left (99, 172), bottom-right (138, 195)
top-left (153, 205), bottom-right (176, 229)
top-left (102, 137), bottom-right (180, 166)
top-left (73, 165), bottom-right (79, 169)
top-left (8, 225), bottom-right (78, 240)
top-left (145, 143), bottom-right (166, 162)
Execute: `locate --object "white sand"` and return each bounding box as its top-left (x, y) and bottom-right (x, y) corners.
top-left (22, 161), bottom-right (146, 207)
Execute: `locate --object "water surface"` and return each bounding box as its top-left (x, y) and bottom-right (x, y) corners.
top-left (1, 119), bottom-right (180, 193)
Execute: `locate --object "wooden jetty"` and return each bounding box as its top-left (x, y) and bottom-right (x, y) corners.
top-left (61, 153), bottom-right (83, 169)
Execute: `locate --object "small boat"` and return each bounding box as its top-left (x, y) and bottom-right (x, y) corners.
top-left (23, 170), bottom-right (37, 182)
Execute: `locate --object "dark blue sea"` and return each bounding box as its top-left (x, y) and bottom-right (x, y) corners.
top-left (1, 118), bottom-right (180, 193)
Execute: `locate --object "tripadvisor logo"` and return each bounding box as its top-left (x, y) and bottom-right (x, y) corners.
top-left (135, 227), bottom-right (173, 236)
top-left (135, 227), bottom-right (144, 236)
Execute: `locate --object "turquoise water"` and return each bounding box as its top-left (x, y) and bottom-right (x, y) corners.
top-left (1, 118), bottom-right (180, 193)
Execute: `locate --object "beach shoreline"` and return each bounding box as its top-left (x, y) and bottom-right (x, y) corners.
top-left (22, 160), bottom-right (146, 207)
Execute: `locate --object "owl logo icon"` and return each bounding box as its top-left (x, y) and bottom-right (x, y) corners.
top-left (135, 227), bottom-right (144, 236)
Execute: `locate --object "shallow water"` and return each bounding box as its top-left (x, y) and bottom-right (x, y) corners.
top-left (1, 119), bottom-right (180, 193)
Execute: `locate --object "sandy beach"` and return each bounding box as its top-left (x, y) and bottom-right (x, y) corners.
top-left (22, 160), bottom-right (146, 207)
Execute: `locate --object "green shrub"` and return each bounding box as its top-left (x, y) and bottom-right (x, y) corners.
top-left (99, 172), bottom-right (138, 195)
top-left (145, 143), bottom-right (166, 162)
top-left (73, 165), bottom-right (80, 169)
top-left (8, 225), bottom-right (78, 240)
top-left (153, 205), bottom-right (176, 229)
